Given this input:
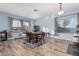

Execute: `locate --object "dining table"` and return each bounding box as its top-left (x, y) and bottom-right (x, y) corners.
top-left (26, 32), bottom-right (47, 45)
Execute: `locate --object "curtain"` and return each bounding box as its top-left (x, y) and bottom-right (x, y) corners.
top-left (8, 17), bottom-right (13, 37)
top-left (20, 20), bottom-right (23, 31)
top-left (54, 17), bottom-right (58, 35)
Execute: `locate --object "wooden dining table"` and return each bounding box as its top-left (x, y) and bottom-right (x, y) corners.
top-left (26, 32), bottom-right (46, 45)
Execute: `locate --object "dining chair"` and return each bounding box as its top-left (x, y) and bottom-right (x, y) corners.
top-left (36, 32), bottom-right (46, 45)
top-left (31, 34), bottom-right (37, 44)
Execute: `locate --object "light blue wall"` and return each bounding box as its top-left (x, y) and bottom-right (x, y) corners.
top-left (35, 16), bottom-right (55, 34)
top-left (0, 12), bottom-right (33, 31)
top-left (0, 12), bottom-right (9, 31)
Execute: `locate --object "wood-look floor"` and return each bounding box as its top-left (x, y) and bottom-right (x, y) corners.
top-left (0, 38), bottom-right (73, 56)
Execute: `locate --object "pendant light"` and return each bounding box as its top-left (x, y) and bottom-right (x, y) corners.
top-left (57, 3), bottom-right (64, 16)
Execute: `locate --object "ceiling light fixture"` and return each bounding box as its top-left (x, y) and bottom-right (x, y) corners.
top-left (57, 3), bottom-right (64, 16)
top-left (33, 9), bottom-right (38, 12)
top-left (30, 9), bottom-right (40, 19)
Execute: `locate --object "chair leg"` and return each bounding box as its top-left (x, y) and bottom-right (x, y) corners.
top-left (40, 39), bottom-right (42, 45)
top-left (42, 38), bottom-right (45, 43)
top-left (38, 39), bottom-right (41, 46)
top-left (32, 39), bottom-right (36, 44)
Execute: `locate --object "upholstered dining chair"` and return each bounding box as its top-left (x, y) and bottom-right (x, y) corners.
top-left (31, 34), bottom-right (37, 44)
top-left (36, 32), bottom-right (46, 45)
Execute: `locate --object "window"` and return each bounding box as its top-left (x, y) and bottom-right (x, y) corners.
top-left (23, 21), bottom-right (30, 30)
top-left (23, 21), bottom-right (29, 27)
top-left (12, 19), bottom-right (21, 27)
top-left (10, 18), bottom-right (30, 31)
top-left (56, 16), bottom-right (77, 33)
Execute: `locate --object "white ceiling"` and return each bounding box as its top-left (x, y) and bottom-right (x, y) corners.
top-left (0, 3), bottom-right (79, 19)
